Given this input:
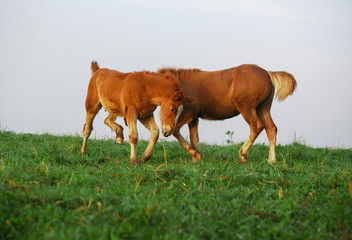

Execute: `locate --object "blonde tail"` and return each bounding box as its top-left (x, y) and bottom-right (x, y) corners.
top-left (268, 71), bottom-right (297, 101)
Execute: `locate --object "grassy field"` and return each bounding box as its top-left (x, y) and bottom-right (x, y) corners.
top-left (1, 130), bottom-right (351, 239)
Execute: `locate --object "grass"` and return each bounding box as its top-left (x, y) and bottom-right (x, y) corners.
top-left (0, 130), bottom-right (351, 239)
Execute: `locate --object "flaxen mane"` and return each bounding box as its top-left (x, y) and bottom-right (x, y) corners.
top-left (158, 67), bottom-right (201, 80)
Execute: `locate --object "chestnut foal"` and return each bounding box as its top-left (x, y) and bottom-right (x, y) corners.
top-left (81, 61), bottom-right (184, 164)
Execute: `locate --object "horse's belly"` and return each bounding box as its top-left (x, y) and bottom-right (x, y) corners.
top-left (201, 106), bottom-right (240, 120)
top-left (101, 97), bottom-right (156, 119)
top-left (136, 105), bottom-right (157, 119)
top-left (100, 97), bottom-right (124, 116)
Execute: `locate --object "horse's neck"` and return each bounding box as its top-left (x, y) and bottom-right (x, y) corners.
top-left (147, 81), bottom-right (175, 106)
top-left (150, 91), bottom-right (174, 106)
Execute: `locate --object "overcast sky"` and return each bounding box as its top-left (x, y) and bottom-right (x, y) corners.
top-left (1, 0), bottom-right (351, 148)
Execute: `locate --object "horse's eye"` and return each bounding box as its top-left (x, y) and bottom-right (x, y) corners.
top-left (170, 108), bottom-right (175, 112)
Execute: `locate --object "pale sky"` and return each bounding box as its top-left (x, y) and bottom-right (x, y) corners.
top-left (1, 0), bottom-right (351, 148)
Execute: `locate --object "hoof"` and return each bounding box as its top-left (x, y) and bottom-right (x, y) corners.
top-left (195, 151), bottom-right (202, 160)
top-left (189, 148), bottom-right (201, 162)
top-left (191, 151), bottom-right (202, 163)
top-left (116, 137), bottom-right (123, 144)
top-left (239, 160), bottom-right (247, 165)
top-left (142, 155), bottom-right (151, 164)
top-left (239, 151), bottom-right (248, 164)
top-left (191, 158), bottom-right (201, 163)
top-left (239, 157), bottom-right (247, 164)
top-left (267, 158), bottom-right (276, 165)
top-left (131, 158), bottom-right (141, 165)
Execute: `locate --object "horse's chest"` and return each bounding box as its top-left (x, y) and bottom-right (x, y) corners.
top-left (136, 105), bottom-right (157, 118)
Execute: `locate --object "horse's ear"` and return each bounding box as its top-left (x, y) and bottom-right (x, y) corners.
top-left (174, 91), bottom-right (184, 101)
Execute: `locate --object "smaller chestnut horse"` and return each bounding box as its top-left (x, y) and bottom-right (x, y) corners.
top-left (158, 64), bottom-right (297, 164)
top-left (81, 61), bottom-right (184, 164)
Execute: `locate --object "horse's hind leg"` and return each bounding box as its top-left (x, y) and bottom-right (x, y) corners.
top-left (81, 102), bottom-right (102, 154)
top-left (139, 114), bottom-right (159, 163)
top-left (82, 78), bottom-right (102, 154)
top-left (104, 114), bottom-right (124, 144)
top-left (238, 109), bottom-right (264, 163)
top-left (257, 107), bottom-right (277, 164)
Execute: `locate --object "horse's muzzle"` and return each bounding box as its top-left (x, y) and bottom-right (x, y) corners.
top-left (162, 126), bottom-right (172, 137)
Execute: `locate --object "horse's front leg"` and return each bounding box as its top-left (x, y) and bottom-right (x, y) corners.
top-left (173, 128), bottom-right (201, 162)
top-left (188, 118), bottom-right (199, 149)
top-left (125, 115), bottom-right (140, 165)
top-left (104, 114), bottom-right (124, 144)
top-left (173, 98), bottom-right (201, 162)
top-left (139, 114), bottom-right (159, 163)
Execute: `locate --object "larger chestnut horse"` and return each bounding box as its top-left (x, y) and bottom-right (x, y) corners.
top-left (158, 64), bottom-right (297, 164)
top-left (82, 61), bottom-right (185, 164)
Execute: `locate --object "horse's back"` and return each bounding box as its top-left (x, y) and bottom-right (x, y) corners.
top-left (179, 64), bottom-right (273, 119)
top-left (180, 70), bottom-right (239, 119)
top-left (93, 70), bottom-right (156, 118)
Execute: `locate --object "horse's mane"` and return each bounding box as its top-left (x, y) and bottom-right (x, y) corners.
top-left (134, 71), bottom-right (183, 97)
top-left (132, 71), bottom-right (179, 84)
top-left (157, 67), bottom-right (201, 80)
top-left (128, 71), bottom-right (181, 94)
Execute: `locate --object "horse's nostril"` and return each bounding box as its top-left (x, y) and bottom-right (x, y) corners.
top-left (162, 126), bottom-right (172, 137)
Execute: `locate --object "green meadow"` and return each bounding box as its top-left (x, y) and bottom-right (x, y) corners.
top-left (1, 130), bottom-right (351, 239)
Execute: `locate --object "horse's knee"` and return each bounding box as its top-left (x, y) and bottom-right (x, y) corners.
top-left (129, 135), bottom-right (138, 144)
top-left (128, 123), bottom-right (138, 144)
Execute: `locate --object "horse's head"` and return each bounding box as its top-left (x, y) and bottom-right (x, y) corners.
top-left (160, 91), bottom-right (184, 137)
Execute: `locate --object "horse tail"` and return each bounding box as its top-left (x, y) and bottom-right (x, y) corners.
top-left (268, 71), bottom-right (297, 101)
top-left (91, 61), bottom-right (100, 74)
